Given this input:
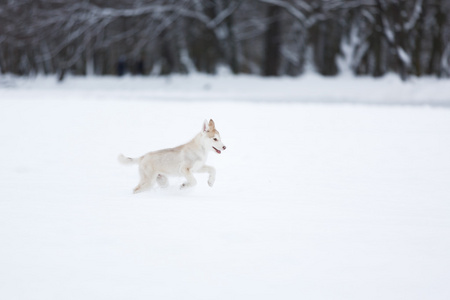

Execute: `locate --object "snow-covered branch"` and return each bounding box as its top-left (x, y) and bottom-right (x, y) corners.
top-left (258, 0), bottom-right (310, 25)
top-left (404, 0), bottom-right (423, 31)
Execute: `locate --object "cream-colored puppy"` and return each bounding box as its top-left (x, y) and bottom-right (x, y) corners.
top-left (118, 119), bottom-right (226, 193)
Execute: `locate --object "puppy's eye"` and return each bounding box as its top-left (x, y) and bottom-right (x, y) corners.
top-left (213, 138), bottom-right (218, 141)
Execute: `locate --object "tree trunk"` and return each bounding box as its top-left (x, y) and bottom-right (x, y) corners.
top-left (263, 4), bottom-right (281, 76)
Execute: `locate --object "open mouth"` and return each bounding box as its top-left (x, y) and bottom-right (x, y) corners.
top-left (212, 147), bottom-right (221, 154)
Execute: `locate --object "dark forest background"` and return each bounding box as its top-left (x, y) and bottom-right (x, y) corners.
top-left (1, 0), bottom-right (449, 81)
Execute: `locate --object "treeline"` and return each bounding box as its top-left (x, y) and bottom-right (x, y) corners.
top-left (0, 0), bottom-right (449, 80)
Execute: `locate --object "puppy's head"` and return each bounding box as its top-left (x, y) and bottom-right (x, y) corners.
top-left (203, 119), bottom-right (226, 154)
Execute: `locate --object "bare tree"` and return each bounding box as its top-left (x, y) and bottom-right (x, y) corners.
top-left (1, 0), bottom-right (449, 79)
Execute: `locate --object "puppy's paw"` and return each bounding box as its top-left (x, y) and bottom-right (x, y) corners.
top-left (156, 174), bottom-right (169, 188)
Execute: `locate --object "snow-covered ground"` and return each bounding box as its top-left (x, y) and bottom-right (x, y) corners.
top-left (3, 72), bottom-right (450, 106)
top-left (1, 74), bottom-right (450, 299)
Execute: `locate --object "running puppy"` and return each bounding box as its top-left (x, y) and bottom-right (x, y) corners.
top-left (118, 119), bottom-right (226, 193)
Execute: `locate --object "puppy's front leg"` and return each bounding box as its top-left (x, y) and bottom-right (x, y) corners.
top-left (198, 165), bottom-right (216, 187)
top-left (180, 167), bottom-right (197, 189)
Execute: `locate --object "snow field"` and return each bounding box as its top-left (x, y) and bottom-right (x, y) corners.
top-left (1, 75), bottom-right (450, 299)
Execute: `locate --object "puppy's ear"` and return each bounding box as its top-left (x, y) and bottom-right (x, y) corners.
top-left (203, 119), bottom-right (209, 132)
top-left (208, 119), bottom-right (215, 130)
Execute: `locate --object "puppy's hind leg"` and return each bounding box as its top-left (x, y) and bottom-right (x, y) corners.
top-left (156, 174), bottom-right (169, 188)
top-left (133, 166), bottom-right (157, 194)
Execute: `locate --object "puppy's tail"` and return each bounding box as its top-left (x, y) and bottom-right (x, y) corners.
top-left (118, 153), bottom-right (140, 165)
